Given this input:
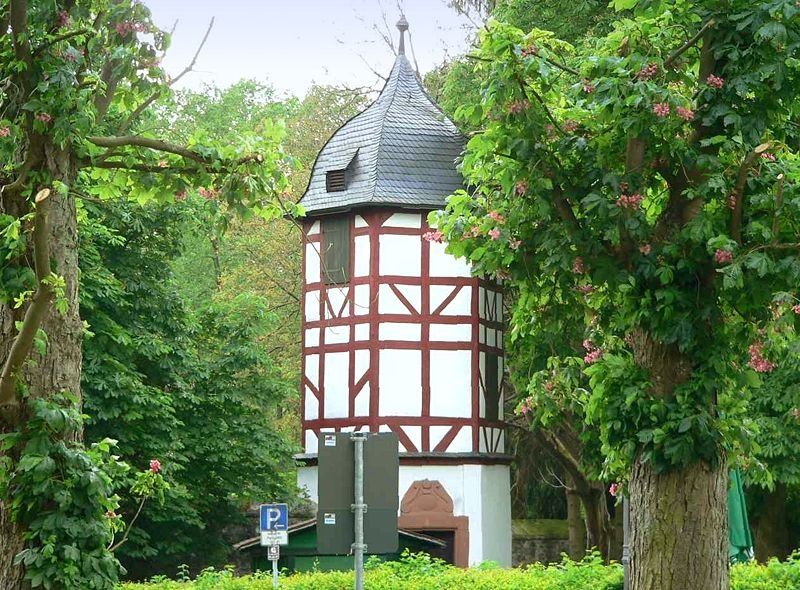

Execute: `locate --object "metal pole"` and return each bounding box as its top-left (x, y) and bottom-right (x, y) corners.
top-left (272, 553), bottom-right (278, 589)
top-left (352, 432), bottom-right (367, 590)
top-left (622, 496), bottom-right (630, 590)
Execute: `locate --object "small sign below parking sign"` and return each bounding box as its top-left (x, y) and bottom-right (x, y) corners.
top-left (260, 503), bottom-right (288, 546)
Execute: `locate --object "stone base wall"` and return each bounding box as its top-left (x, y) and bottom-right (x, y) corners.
top-left (511, 519), bottom-right (570, 566)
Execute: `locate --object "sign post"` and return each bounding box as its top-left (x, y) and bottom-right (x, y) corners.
top-left (260, 503), bottom-right (288, 589)
top-left (352, 432), bottom-right (367, 590)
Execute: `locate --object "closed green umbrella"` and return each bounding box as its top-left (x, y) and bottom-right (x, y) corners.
top-left (728, 469), bottom-right (754, 563)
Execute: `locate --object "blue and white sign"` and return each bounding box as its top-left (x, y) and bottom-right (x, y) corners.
top-left (259, 503), bottom-right (289, 546)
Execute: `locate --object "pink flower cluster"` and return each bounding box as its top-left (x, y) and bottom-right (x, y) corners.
top-left (507, 99), bottom-right (531, 114)
top-left (609, 483), bottom-right (620, 497)
top-left (793, 304), bottom-right (800, 315)
top-left (761, 152), bottom-right (776, 162)
top-left (616, 193), bottom-right (644, 210)
top-left (728, 194), bottom-right (737, 210)
top-left (791, 407), bottom-right (800, 421)
top-left (572, 257), bottom-right (585, 274)
top-left (515, 180), bottom-right (528, 196)
top-left (576, 284), bottom-right (595, 294)
top-left (422, 230), bottom-right (444, 244)
top-left (57, 10), bottom-right (70, 28)
top-left (563, 120), bottom-right (579, 133)
top-left (0, 127), bottom-right (9, 137)
top-left (509, 238), bottom-right (521, 250)
top-left (519, 396), bottom-right (534, 415)
top-left (676, 106), bottom-right (695, 121)
top-left (583, 339), bottom-right (603, 364)
top-left (652, 102), bottom-right (670, 117)
top-left (488, 228), bottom-right (501, 240)
top-left (36, 112), bottom-right (53, 124)
top-left (115, 21), bottom-right (148, 36)
top-left (198, 187), bottom-right (219, 200)
top-left (714, 249), bottom-right (733, 265)
top-left (521, 45), bottom-right (539, 58)
top-left (544, 381), bottom-right (554, 392)
top-left (637, 63), bottom-right (659, 81)
top-left (488, 210), bottom-right (505, 223)
top-left (706, 74), bottom-right (724, 89)
top-left (149, 459), bottom-right (161, 474)
top-left (639, 244), bottom-right (652, 255)
top-left (748, 341), bottom-right (776, 373)
top-left (466, 226), bottom-right (482, 238)
top-left (583, 80), bottom-right (596, 94)
top-left (175, 190), bottom-right (187, 201)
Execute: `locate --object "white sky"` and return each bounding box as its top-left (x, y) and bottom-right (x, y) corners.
top-left (147, 0), bottom-right (479, 98)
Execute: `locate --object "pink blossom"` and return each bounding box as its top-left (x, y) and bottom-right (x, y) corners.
top-left (572, 257), bottom-right (585, 274)
top-left (521, 45), bottom-right (539, 58)
top-left (793, 304), bottom-right (800, 315)
top-left (676, 106), bottom-right (694, 121)
top-left (149, 459), bottom-right (161, 474)
top-left (616, 193), bottom-right (644, 210)
top-left (637, 63), bottom-right (659, 81)
top-left (422, 230), bottom-right (445, 244)
top-left (582, 80), bottom-right (596, 93)
top-left (35, 112), bottom-right (53, 124)
top-left (609, 483), bottom-right (619, 497)
top-left (583, 339), bottom-right (596, 352)
top-left (509, 238), bottom-right (521, 250)
top-left (515, 180), bottom-right (528, 196)
top-left (105, 510), bottom-right (117, 519)
top-left (563, 119), bottom-right (579, 133)
top-left (792, 408), bottom-right (800, 421)
top-left (761, 152), bottom-right (776, 162)
top-left (576, 284), bottom-right (595, 294)
top-left (748, 341), bottom-right (776, 373)
top-left (728, 194), bottom-right (737, 210)
top-left (466, 226), bottom-right (482, 238)
top-left (175, 190), bottom-right (187, 202)
top-left (0, 127), bottom-right (9, 137)
top-left (198, 187), bottom-right (218, 200)
top-left (714, 249), bottom-right (733, 265)
top-left (488, 210), bottom-right (505, 223)
top-left (584, 348), bottom-right (603, 364)
top-left (488, 228), bottom-right (501, 240)
top-left (652, 102), bottom-right (670, 118)
top-left (639, 244), bottom-right (652, 255)
top-left (507, 99), bottom-right (531, 115)
top-left (158, 160), bottom-right (168, 168)
top-left (544, 381), bottom-right (554, 392)
top-left (706, 74), bottom-right (724, 89)
top-left (57, 10), bottom-right (70, 28)
top-left (518, 397), bottom-right (533, 415)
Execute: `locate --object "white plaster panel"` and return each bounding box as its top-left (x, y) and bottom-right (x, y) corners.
top-left (354, 383), bottom-right (370, 417)
top-left (354, 323), bottom-right (370, 341)
top-left (323, 352), bottom-right (349, 419)
top-left (297, 465), bottom-right (317, 502)
top-left (430, 350), bottom-right (472, 418)
top-left (395, 285), bottom-right (421, 313)
top-left (324, 325), bottom-right (349, 345)
top-left (487, 328), bottom-right (496, 348)
top-left (379, 235), bottom-right (421, 276)
top-left (496, 430), bottom-right (504, 453)
top-left (430, 285), bottom-right (456, 313)
top-left (354, 235), bottom-right (371, 277)
top-left (378, 284), bottom-right (414, 315)
top-left (478, 287), bottom-right (485, 317)
top-left (479, 427), bottom-right (488, 453)
top-left (479, 352), bottom-right (486, 418)
top-left (379, 322), bottom-right (421, 341)
top-left (403, 426), bottom-right (422, 452)
top-left (355, 215), bottom-right (368, 228)
top-left (305, 354), bottom-right (319, 389)
top-left (304, 388), bottom-right (318, 420)
top-left (307, 221), bottom-right (321, 236)
top-left (304, 431), bottom-right (318, 455)
top-left (431, 286), bottom-right (471, 316)
top-left (326, 287), bottom-right (349, 319)
top-left (354, 284), bottom-right (370, 315)
top-left (379, 350), bottom-right (421, 416)
top-left (479, 325), bottom-right (486, 345)
top-left (355, 350), bottom-right (369, 382)
top-left (430, 323), bottom-right (472, 342)
top-left (429, 241), bottom-right (472, 277)
top-left (305, 243), bottom-right (321, 284)
top-left (429, 425), bottom-right (451, 452)
top-left (383, 212), bottom-right (421, 228)
top-left (448, 425), bottom-right (473, 452)
top-left (304, 328), bottom-right (319, 348)
top-left (304, 291), bottom-right (320, 322)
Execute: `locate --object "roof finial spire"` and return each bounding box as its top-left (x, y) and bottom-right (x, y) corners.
top-left (397, 15), bottom-right (409, 55)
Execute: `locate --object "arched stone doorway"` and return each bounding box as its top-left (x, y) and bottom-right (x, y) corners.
top-left (398, 479), bottom-right (469, 567)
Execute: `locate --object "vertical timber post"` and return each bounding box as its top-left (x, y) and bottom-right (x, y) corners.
top-left (352, 432), bottom-right (367, 590)
top-left (623, 496), bottom-right (630, 590)
top-left (272, 552), bottom-right (278, 589)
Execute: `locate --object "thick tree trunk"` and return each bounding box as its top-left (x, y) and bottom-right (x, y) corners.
top-left (629, 456), bottom-right (729, 590)
top-left (754, 483), bottom-right (789, 562)
top-left (0, 144), bottom-right (81, 588)
top-left (566, 475), bottom-right (586, 559)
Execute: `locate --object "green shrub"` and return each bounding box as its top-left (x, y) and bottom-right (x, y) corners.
top-left (119, 551), bottom-right (800, 590)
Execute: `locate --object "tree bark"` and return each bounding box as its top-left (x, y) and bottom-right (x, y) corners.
top-left (566, 475), bottom-right (586, 559)
top-left (0, 142), bottom-right (81, 588)
top-left (580, 485), bottom-right (611, 561)
top-left (629, 456), bottom-right (729, 590)
top-left (754, 483), bottom-right (789, 562)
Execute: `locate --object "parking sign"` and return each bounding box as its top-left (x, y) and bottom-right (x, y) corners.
top-left (259, 503), bottom-right (289, 546)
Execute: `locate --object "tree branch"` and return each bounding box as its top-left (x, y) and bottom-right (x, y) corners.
top-left (0, 189), bottom-right (54, 406)
top-left (108, 495), bottom-right (147, 553)
top-left (33, 28), bottom-right (94, 55)
top-left (771, 173), bottom-right (784, 245)
top-left (664, 19), bottom-right (716, 69)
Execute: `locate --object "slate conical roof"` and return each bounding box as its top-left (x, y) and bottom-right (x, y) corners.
top-left (299, 25), bottom-right (465, 216)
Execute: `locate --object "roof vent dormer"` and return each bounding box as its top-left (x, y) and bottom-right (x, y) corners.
top-left (326, 169), bottom-right (347, 192)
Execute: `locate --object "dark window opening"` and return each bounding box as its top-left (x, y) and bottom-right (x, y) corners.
top-left (484, 353), bottom-right (500, 421)
top-left (322, 217), bottom-right (350, 285)
top-left (413, 530), bottom-right (455, 565)
top-left (326, 169), bottom-right (347, 192)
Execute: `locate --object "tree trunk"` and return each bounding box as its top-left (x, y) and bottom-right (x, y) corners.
top-left (0, 144), bottom-right (81, 588)
top-left (566, 475), bottom-right (586, 559)
top-left (754, 482), bottom-right (789, 562)
top-left (629, 456), bottom-right (729, 590)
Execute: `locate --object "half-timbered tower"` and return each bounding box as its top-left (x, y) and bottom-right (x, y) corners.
top-left (296, 17), bottom-right (511, 566)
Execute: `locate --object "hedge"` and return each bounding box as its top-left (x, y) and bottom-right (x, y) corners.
top-left (120, 551), bottom-right (800, 590)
